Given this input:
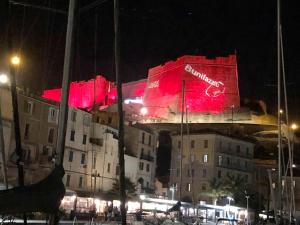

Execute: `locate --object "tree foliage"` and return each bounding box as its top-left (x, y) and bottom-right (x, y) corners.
top-left (108, 177), bottom-right (136, 199)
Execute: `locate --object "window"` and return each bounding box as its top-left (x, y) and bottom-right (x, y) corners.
top-left (191, 140), bottom-right (195, 148)
top-left (82, 134), bottom-right (87, 145)
top-left (24, 123), bottom-right (30, 140)
top-left (68, 151), bottom-right (73, 162)
top-left (93, 157), bottom-right (96, 169)
top-left (191, 169), bottom-right (194, 177)
top-left (218, 170), bottom-right (222, 178)
top-left (108, 117), bottom-right (112, 124)
top-left (71, 111), bottom-right (77, 122)
top-left (178, 140), bottom-right (181, 149)
top-left (204, 140), bottom-right (208, 148)
top-left (176, 168), bottom-right (180, 177)
top-left (185, 183), bottom-right (191, 192)
top-left (43, 146), bottom-right (52, 155)
top-left (66, 174), bottom-right (71, 187)
top-left (140, 148), bottom-right (144, 158)
top-left (142, 132), bottom-right (145, 144)
top-left (48, 107), bottom-right (58, 123)
top-left (139, 162), bottom-right (144, 170)
top-left (81, 153), bottom-right (86, 164)
top-left (236, 145), bottom-right (240, 154)
top-left (219, 141), bottom-right (222, 149)
top-left (147, 182), bottom-right (149, 188)
top-left (187, 169), bottom-right (191, 177)
top-left (79, 177), bottom-right (83, 188)
top-left (245, 161), bottom-right (248, 168)
top-left (148, 135), bottom-right (151, 146)
top-left (202, 183), bottom-right (207, 190)
top-left (48, 128), bottom-right (55, 143)
top-left (70, 130), bottom-right (75, 141)
top-left (107, 163), bottom-right (111, 173)
top-left (203, 154), bottom-right (208, 163)
top-left (24, 100), bottom-right (33, 114)
top-left (146, 164), bottom-right (150, 172)
top-left (116, 165), bottom-right (120, 175)
top-left (227, 157), bottom-right (230, 165)
top-left (203, 169), bottom-right (207, 177)
top-left (83, 116), bottom-right (91, 126)
top-left (218, 155), bottom-right (223, 166)
top-left (245, 175), bottom-right (248, 182)
top-left (228, 143), bottom-right (231, 150)
top-left (246, 147), bottom-right (250, 155)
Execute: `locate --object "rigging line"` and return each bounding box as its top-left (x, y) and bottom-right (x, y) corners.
top-left (17, 0), bottom-right (49, 51)
top-left (280, 25), bottom-right (295, 220)
top-left (79, 0), bottom-right (108, 14)
top-left (9, 0), bottom-right (66, 14)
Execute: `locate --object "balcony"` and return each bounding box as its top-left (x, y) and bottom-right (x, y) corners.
top-left (217, 161), bottom-right (253, 172)
top-left (217, 147), bottom-right (252, 159)
top-left (140, 154), bottom-right (154, 162)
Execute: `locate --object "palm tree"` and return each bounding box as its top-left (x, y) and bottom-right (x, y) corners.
top-left (108, 177), bottom-right (136, 199)
top-left (199, 178), bottom-right (231, 205)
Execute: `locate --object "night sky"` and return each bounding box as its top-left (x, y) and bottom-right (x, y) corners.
top-left (1, 0), bottom-right (300, 121)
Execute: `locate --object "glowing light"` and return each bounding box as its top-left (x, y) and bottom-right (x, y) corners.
top-left (71, 195), bottom-right (77, 201)
top-left (140, 194), bottom-right (146, 200)
top-left (140, 107), bottom-right (148, 115)
top-left (279, 109), bottom-right (283, 114)
top-left (291, 123), bottom-right (298, 130)
top-left (293, 164), bottom-right (296, 168)
top-left (11, 56), bottom-right (20, 65)
top-left (0, 74), bottom-right (8, 84)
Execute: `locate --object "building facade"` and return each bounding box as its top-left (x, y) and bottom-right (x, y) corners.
top-left (170, 131), bottom-right (254, 203)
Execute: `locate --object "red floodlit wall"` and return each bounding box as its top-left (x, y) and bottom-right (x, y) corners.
top-left (42, 55), bottom-right (240, 116)
top-left (43, 75), bottom-right (117, 110)
top-left (143, 55), bottom-right (240, 117)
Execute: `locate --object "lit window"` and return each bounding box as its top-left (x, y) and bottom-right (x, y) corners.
top-left (203, 154), bottom-right (208, 163)
top-left (185, 183), bottom-right (191, 192)
top-left (218, 155), bottom-right (223, 166)
top-left (139, 162), bottom-right (144, 170)
top-left (48, 107), bottom-right (58, 123)
top-left (24, 100), bottom-right (33, 114)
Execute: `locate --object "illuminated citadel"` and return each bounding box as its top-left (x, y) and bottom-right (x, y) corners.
top-left (43, 55), bottom-right (275, 124)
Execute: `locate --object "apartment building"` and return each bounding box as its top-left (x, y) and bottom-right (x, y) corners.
top-left (124, 123), bottom-right (157, 193)
top-left (170, 131), bottom-right (254, 203)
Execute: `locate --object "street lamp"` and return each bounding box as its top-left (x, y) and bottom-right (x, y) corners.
top-left (11, 55), bottom-right (20, 66)
top-left (245, 191), bottom-right (250, 225)
top-left (0, 74), bottom-right (9, 84)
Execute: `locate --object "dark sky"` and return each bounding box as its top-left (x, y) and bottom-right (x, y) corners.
top-left (1, 0), bottom-right (300, 121)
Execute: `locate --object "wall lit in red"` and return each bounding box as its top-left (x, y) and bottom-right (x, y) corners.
top-left (144, 55), bottom-right (240, 117)
top-left (42, 55), bottom-right (240, 117)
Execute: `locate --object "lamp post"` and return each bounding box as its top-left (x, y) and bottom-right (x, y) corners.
top-left (0, 73), bottom-right (9, 189)
top-left (245, 192), bottom-right (250, 225)
top-left (9, 55), bottom-right (25, 187)
top-left (170, 184), bottom-right (177, 201)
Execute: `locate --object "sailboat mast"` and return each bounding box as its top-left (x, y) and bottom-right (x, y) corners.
top-left (277, 0), bottom-right (282, 223)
